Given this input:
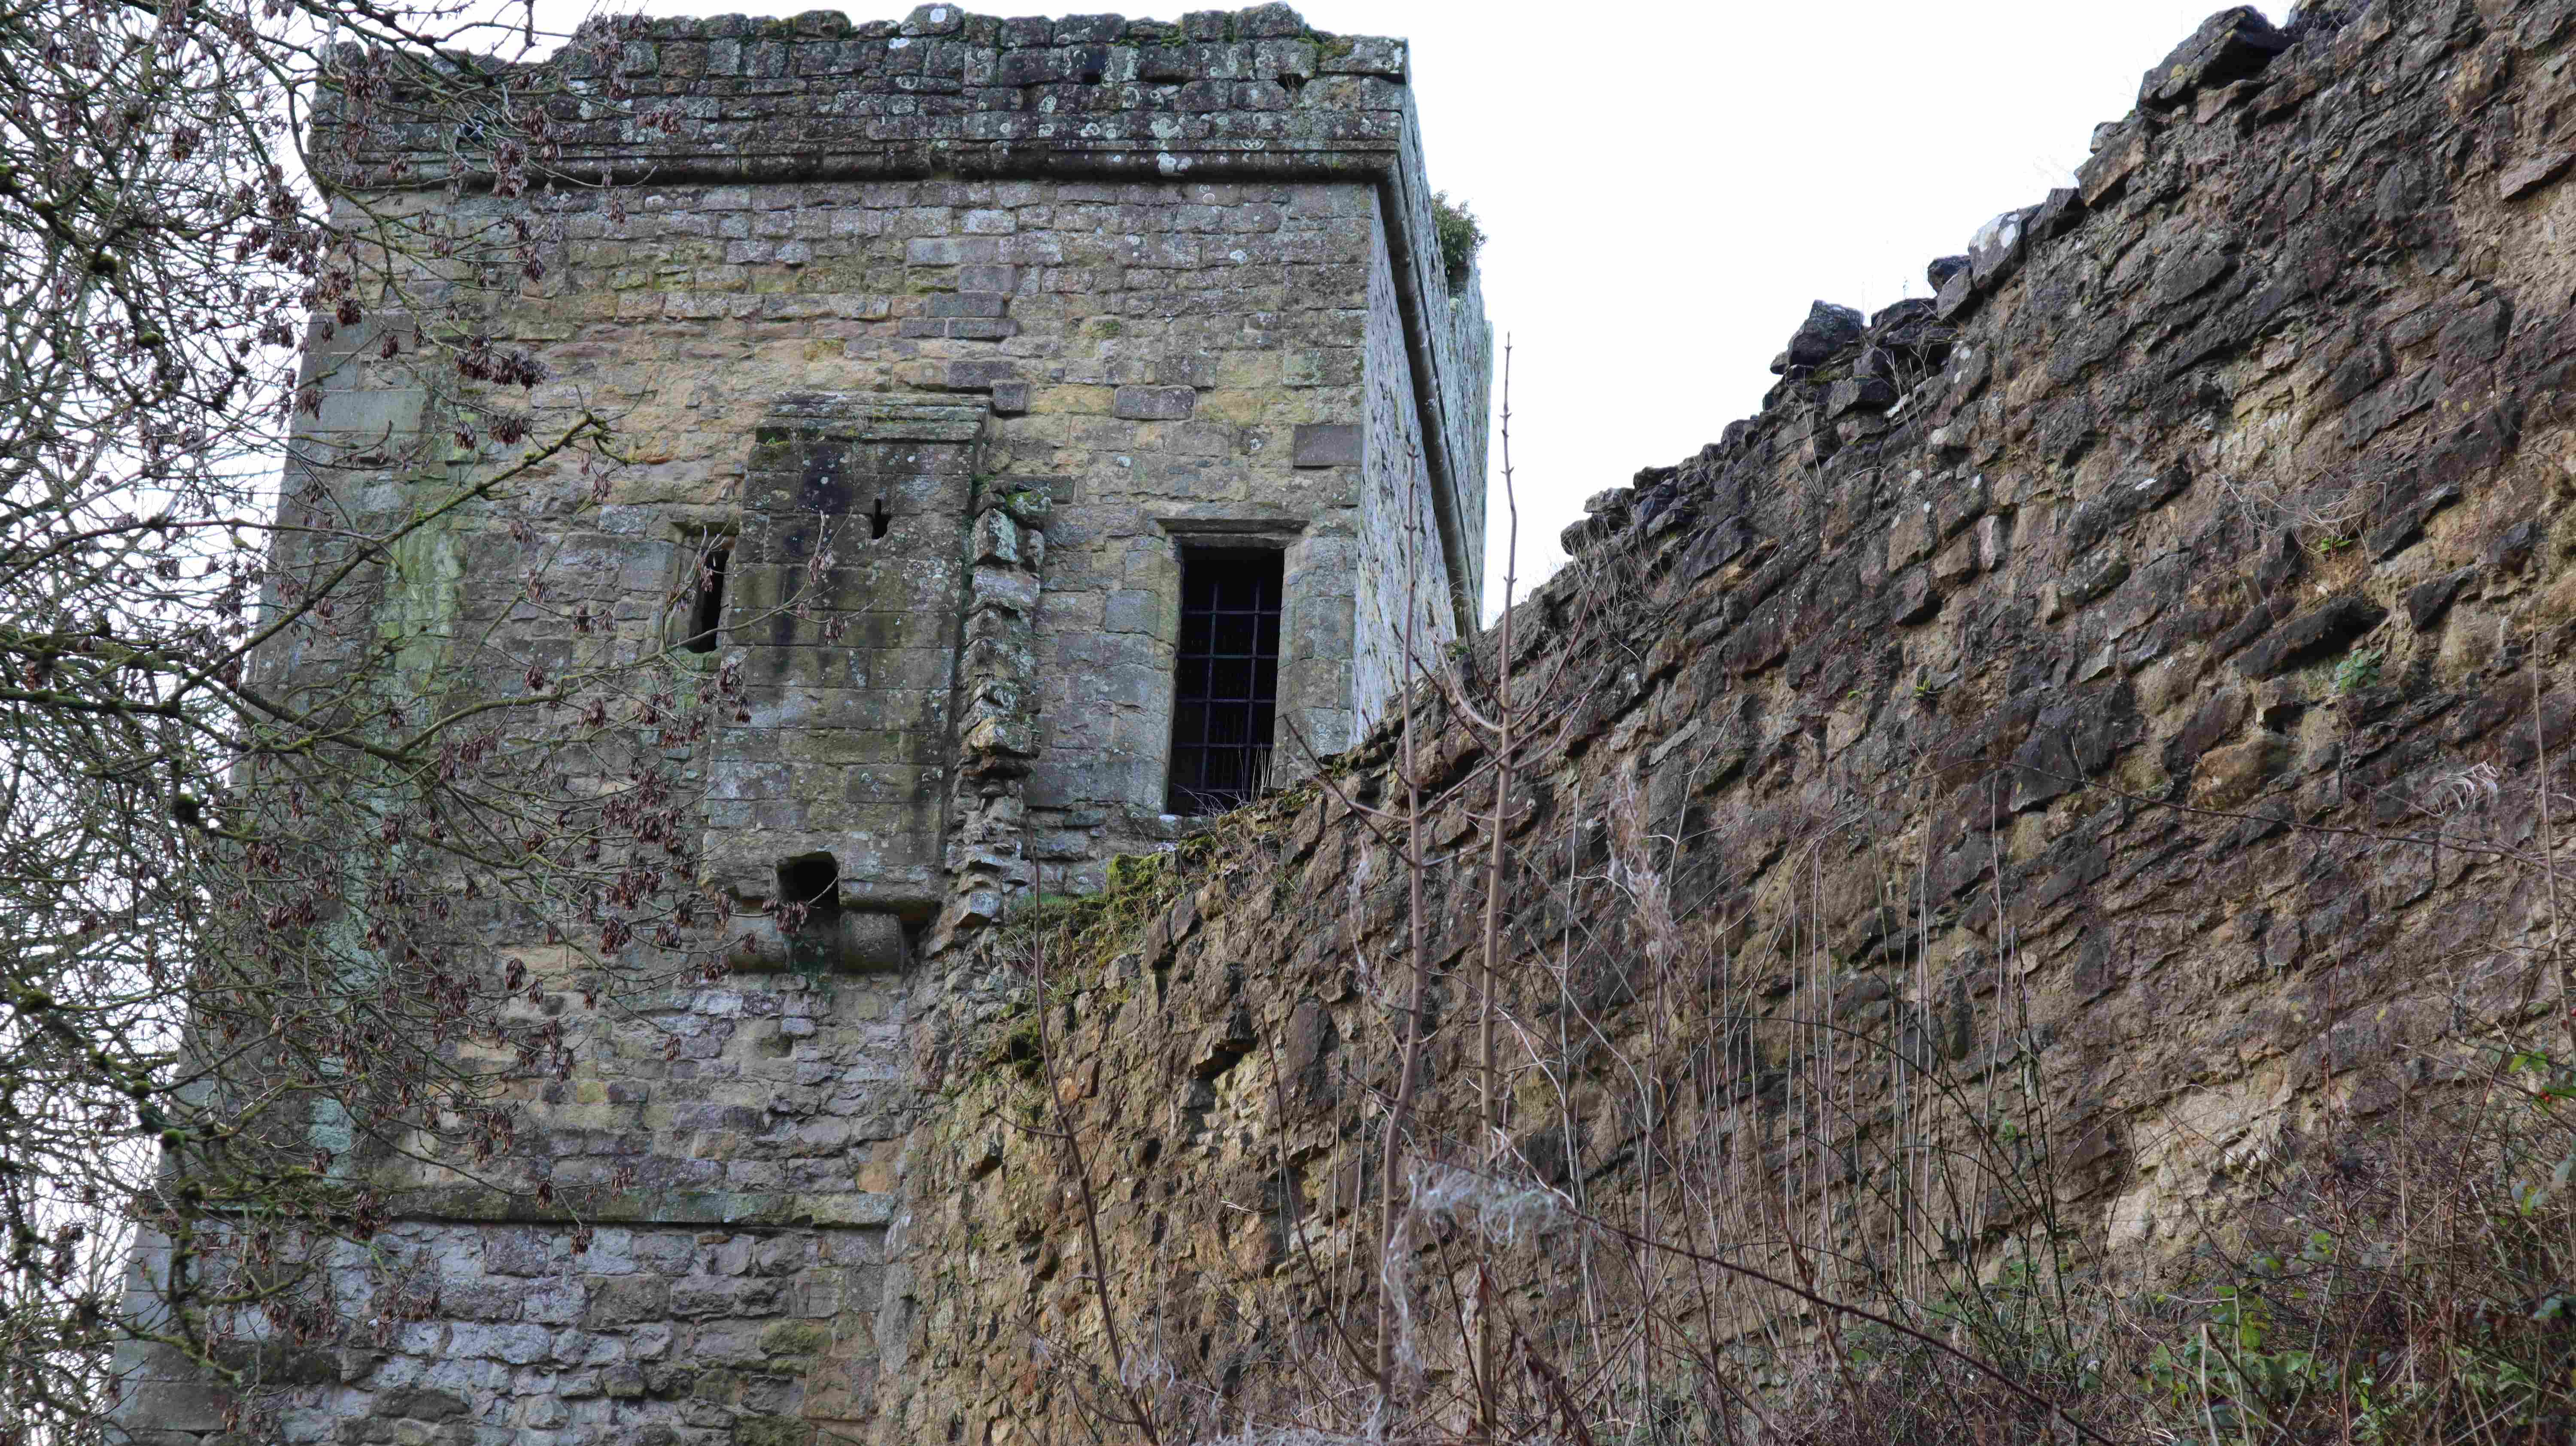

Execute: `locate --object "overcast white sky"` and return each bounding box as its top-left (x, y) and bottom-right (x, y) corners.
top-left (532, 0), bottom-right (2286, 615)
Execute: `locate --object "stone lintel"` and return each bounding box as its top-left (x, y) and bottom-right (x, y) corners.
top-left (1154, 509), bottom-right (1309, 541)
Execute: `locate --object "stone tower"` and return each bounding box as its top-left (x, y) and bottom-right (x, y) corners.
top-left (115, 3), bottom-right (1487, 1438)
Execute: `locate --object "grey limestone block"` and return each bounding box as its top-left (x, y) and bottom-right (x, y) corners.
top-left (2501, 150), bottom-right (2576, 201)
top-left (900, 4), bottom-right (966, 37)
top-left (971, 563), bottom-right (1040, 615)
top-left (2139, 5), bottom-right (2290, 111)
top-left (946, 358), bottom-right (1021, 389)
top-left (1112, 384), bottom-right (1196, 420)
top-left (1320, 34), bottom-right (1406, 77)
top-left (1292, 422), bottom-right (1361, 468)
top-left (1784, 301), bottom-right (1864, 369)
top-left (1934, 265), bottom-right (1981, 323)
top-left (2079, 125), bottom-right (2151, 206)
top-left (115, 1381), bottom-right (231, 1432)
top-left (1967, 207), bottom-right (2032, 289)
top-left (1825, 378), bottom-right (1897, 418)
top-left (973, 510), bottom-right (1022, 567)
top-left (927, 291), bottom-right (1011, 317)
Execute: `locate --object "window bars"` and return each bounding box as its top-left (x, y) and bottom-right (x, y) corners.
top-left (1166, 550), bottom-right (1282, 814)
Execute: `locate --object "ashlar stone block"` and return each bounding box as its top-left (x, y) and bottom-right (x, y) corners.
top-left (1112, 383), bottom-right (1197, 419)
top-left (1292, 422), bottom-right (1361, 468)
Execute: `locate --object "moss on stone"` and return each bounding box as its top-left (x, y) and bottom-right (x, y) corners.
top-left (760, 1319), bottom-right (832, 1357)
top-left (987, 848), bottom-right (1183, 982)
top-left (380, 508), bottom-right (464, 691)
top-left (735, 1415), bottom-right (816, 1446)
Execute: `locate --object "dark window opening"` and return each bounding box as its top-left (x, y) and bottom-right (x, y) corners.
top-left (777, 852), bottom-right (840, 973)
top-left (777, 852), bottom-right (839, 918)
top-left (683, 543), bottom-right (730, 653)
top-left (1166, 549), bottom-right (1282, 814)
top-left (869, 495), bottom-right (890, 540)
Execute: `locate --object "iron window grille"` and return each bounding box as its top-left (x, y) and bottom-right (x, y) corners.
top-left (1166, 549), bottom-right (1282, 814)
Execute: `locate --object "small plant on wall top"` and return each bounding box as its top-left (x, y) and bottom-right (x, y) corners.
top-left (1431, 191), bottom-right (1485, 292)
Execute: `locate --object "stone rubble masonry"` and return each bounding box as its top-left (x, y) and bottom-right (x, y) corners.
top-left (117, 5), bottom-right (1492, 1443)
top-left (142, 0), bottom-right (2576, 1437)
top-left (887, 0), bottom-right (2576, 1439)
top-left (934, 472), bottom-right (1054, 952)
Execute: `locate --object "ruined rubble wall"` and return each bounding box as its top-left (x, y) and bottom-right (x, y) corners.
top-left (886, 0), bottom-right (2576, 1438)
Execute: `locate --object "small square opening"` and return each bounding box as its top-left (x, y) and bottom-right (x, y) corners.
top-left (1166, 549), bottom-right (1282, 814)
top-left (777, 851), bottom-right (841, 923)
top-left (776, 852), bottom-right (841, 974)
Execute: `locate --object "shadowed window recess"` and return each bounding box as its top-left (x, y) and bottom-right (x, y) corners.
top-left (776, 851), bottom-right (841, 974)
top-left (1167, 549), bottom-right (1282, 814)
top-left (682, 540), bottom-right (730, 653)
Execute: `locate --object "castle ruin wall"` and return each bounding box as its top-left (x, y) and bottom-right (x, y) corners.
top-left (114, 6), bottom-right (1488, 1441)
